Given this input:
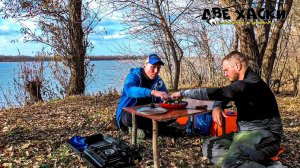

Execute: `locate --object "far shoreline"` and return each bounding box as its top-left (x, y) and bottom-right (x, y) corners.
top-left (0, 55), bottom-right (146, 62)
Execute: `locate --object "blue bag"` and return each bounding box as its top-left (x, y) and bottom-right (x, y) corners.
top-left (186, 113), bottom-right (212, 135)
top-left (68, 136), bottom-right (88, 151)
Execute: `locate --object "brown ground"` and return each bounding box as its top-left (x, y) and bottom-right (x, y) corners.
top-left (0, 93), bottom-right (299, 167)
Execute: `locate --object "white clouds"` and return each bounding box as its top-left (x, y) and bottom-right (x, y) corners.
top-left (0, 25), bottom-right (10, 32)
top-left (19, 19), bottom-right (38, 30)
top-left (173, 0), bottom-right (193, 8)
top-left (0, 39), bottom-right (45, 56)
top-left (88, 0), bottom-right (101, 9)
top-left (107, 11), bottom-right (124, 21)
top-left (127, 24), bottom-right (144, 34)
top-left (0, 17), bottom-right (38, 31)
top-left (0, 18), bottom-right (36, 47)
top-left (0, 19), bottom-right (20, 47)
top-left (0, 2), bottom-right (141, 56)
top-left (0, 19), bottom-right (19, 32)
top-left (0, 38), bottom-right (9, 44)
top-left (97, 25), bottom-right (106, 32)
top-left (103, 32), bottom-right (127, 40)
top-left (0, 18), bottom-right (42, 55)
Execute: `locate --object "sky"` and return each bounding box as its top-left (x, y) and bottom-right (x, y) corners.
top-left (0, 1), bottom-right (226, 57)
top-left (0, 4), bottom-right (146, 57)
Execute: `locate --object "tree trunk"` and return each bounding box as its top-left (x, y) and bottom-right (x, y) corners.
top-left (293, 50), bottom-right (299, 97)
top-left (161, 33), bottom-right (174, 88)
top-left (155, 0), bottom-right (182, 91)
top-left (67, 0), bottom-right (86, 95)
top-left (231, 31), bottom-right (239, 51)
top-left (263, 0), bottom-right (293, 84)
top-left (221, 0), bottom-right (261, 75)
top-left (293, 76), bottom-right (299, 96)
top-left (235, 21), bottom-right (261, 75)
top-left (25, 80), bottom-right (43, 103)
top-left (255, 0), bottom-right (274, 62)
top-left (173, 58), bottom-right (181, 91)
top-left (200, 30), bottom-right (215, 84)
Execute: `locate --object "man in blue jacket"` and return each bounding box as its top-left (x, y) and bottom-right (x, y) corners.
top-left (111, 54), bottom-right (171, 137)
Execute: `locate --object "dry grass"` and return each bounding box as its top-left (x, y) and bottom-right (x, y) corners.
top-left (0, 93), bottom-right (299, 167)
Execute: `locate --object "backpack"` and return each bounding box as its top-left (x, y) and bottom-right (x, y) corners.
top-left (186, 113), bottom-right (212, 135)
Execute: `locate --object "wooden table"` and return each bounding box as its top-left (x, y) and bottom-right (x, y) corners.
top-left (123, 99), bottom-right (214, 168)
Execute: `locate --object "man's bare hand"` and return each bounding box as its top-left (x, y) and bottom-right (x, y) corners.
top-left (170, 92), bottom-right (181, 99)
top-left (212, 107), bottom-right (223, 126)
top-left (151, 90), bottom-right (169, 101)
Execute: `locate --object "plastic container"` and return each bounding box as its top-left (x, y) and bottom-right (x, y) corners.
top-left (176, 116), bottom-right (189, 125)
top-left (210, 110), bottom-right (238, 136)
top-left (159, 101), bottom-right (188, 109)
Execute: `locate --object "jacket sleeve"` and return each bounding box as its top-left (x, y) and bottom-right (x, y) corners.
top-left (180, 88), bottom-right (210, 100)
top-left (123, 72), bottom-right (152, 98)
top-left (180, 81), bottom-right (243, 101)
top-left (207, 81), bottom-right (243, 101)
top-left (212, 101), bottom-right (231, 110)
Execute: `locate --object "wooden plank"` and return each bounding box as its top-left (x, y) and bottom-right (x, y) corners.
top-left (123, 105), bottom-right (208, 121)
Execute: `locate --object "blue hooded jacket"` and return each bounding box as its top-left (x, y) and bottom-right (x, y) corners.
top-left (116, 67), bottom-right (167, 128)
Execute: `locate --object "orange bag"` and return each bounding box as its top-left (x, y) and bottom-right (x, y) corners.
top-left (176, 116), bottom-right (189, 125)
top-left (210, 110), bottom-right (238, 136)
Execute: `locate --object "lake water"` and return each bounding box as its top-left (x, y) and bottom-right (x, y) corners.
top-left (0, 60), bottom-right (140, 107)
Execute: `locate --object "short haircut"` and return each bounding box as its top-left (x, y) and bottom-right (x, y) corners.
top-left (144, 57), bottom-right (150, 64)
top-left (222, 51), bottom-right (248, 66)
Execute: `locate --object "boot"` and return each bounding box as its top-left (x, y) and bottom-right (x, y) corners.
top-left (106, 117), bottom-right (118, 131)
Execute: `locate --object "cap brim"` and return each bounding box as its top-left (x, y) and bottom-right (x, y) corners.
top-left (150, 60), bottom-right (164, 66)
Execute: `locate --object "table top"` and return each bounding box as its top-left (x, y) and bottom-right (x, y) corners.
top-left (123, 99), bottom-right (214, 121)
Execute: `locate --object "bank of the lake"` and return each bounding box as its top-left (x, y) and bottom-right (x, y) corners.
top-left (0, 56), bottom-right (145, 62)
top-left (0, 94), bottom-right (299, 167)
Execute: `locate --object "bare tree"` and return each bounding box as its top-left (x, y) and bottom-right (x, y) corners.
top-left (262, 0), bottom-right (293, 85)
top-left (0, 0), bottom-right (101, 96)
top-left (277, 0), bottom-right (300, 96)
top-left (16, 61), bottom-right (44, 104)
top-left (178, 1), bottom-right (235, 87)
top-left (112, 0), bottom-right (194, 91)
top-left (220, 0), bottom-right (293, 80)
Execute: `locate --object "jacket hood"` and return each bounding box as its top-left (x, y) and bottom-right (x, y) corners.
top-left (130, 67), bottom-right (143, 75)
top-left (130, 67), bottom-right (161, 81)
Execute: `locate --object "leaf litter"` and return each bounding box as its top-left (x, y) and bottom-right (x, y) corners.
top-left (0, 93), bottom-right (299, 167)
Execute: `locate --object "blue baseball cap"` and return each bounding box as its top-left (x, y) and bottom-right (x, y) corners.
top-left (146, 54), bottom-right (164, 65)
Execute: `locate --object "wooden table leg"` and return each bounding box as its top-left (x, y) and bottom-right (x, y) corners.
top-left (152, 120), bottom-right (159, 168)
top-left (132, 114), bottom-right (137, 145)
